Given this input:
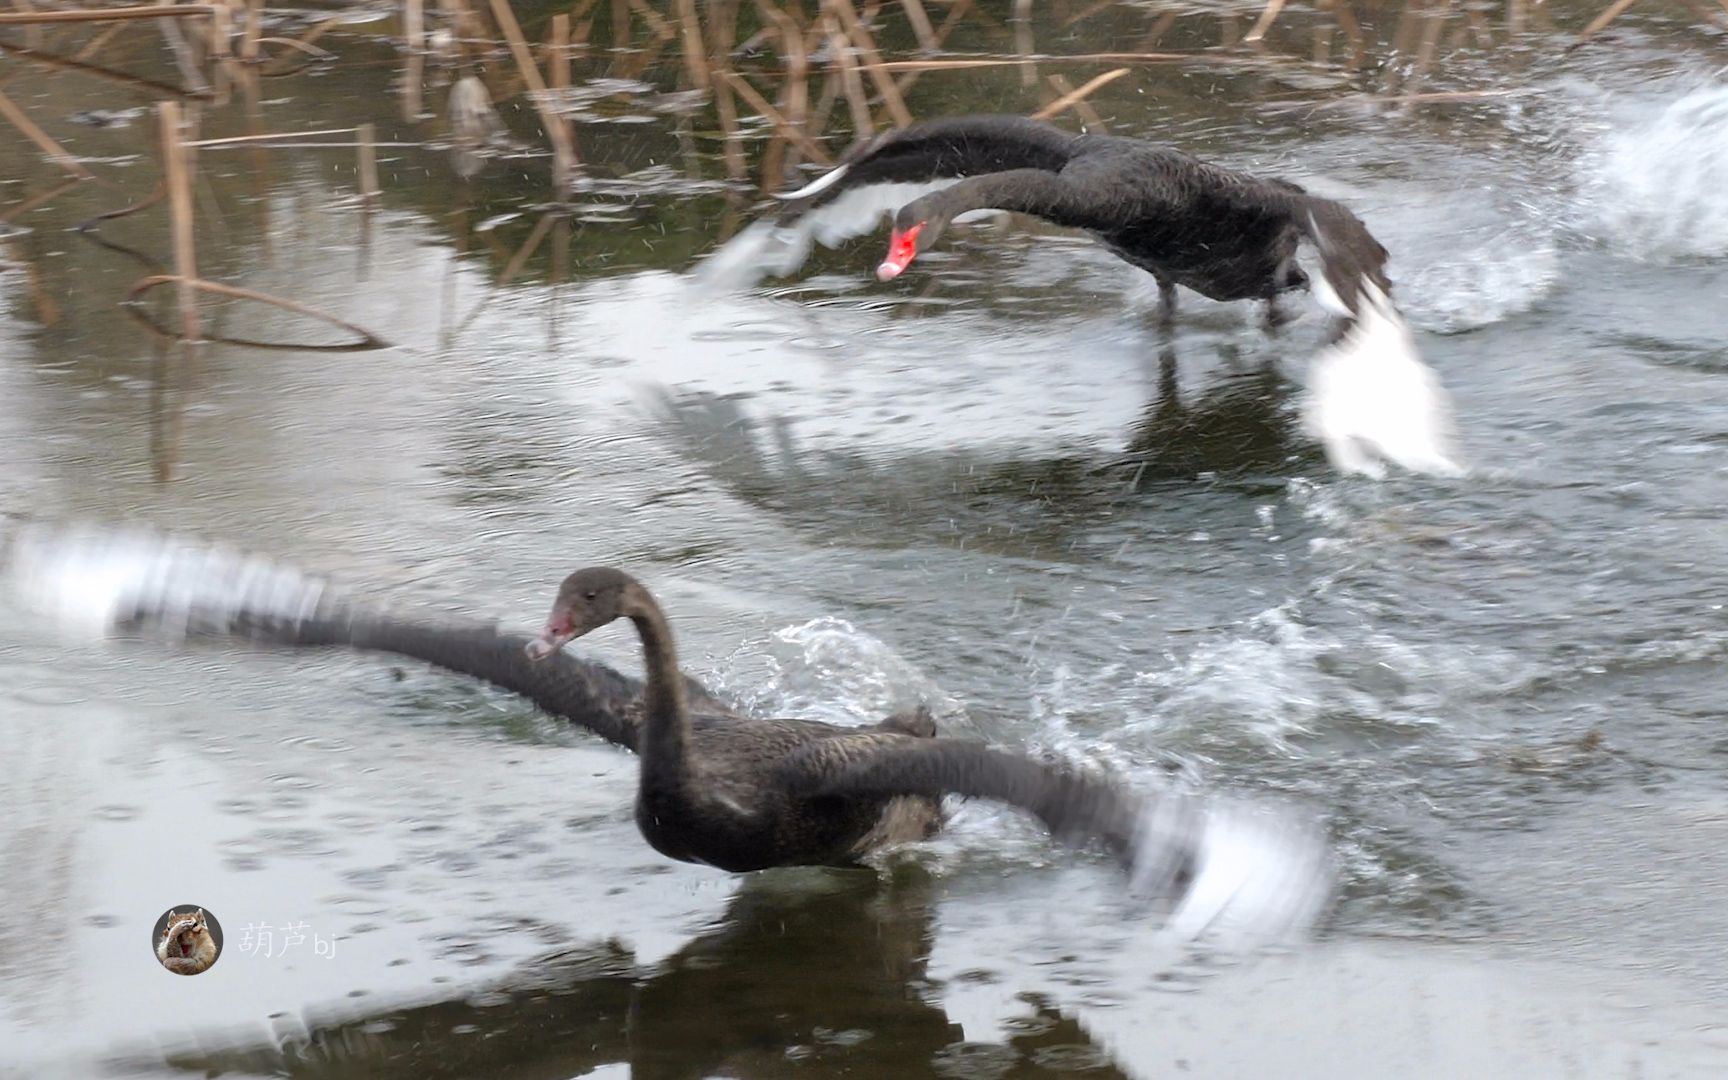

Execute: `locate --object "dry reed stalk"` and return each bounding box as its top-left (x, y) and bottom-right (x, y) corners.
top-left (1404, 0), bottom-right (1451, 95)
top-left (1060, 0), bottom-right (1117, 28)
top-left (720, 70), bottom-right (832, 162)
top-left (0, 4), bottom-right (215, 23)
top-left (157, 101), bottom-right (201, 344)
top-left (127, 274), bottom-right (391, 349)
top-left (713, 71), bottom-right (748, 181)
top-left (73, 21), bottom-right (128, 60)
top-left (1317, 0), bottom-right (1365, 68)
top-left (187, 126), bottom-right (357, 146)
top-left (290, 11), bottom-right (340, 50)
top-left (357, 121), bottom-right (380, 199)
top-left (486, 0), bottom-right (580, 193)
top-left (1312, 23), bottom-right (1331, 62)
top-left (499, 212), bottom-right (555, 284)
top-left (1012, 0), bottom-right (1035, 87)
top-left (829, 0), bottom-right (913, 127)
top-left (207, 1), bottom-right (230, 57)
top-left (1038, 70), bottom-right (1117, 127)
top-left (1575, 0), bottom-right (1639, 42)
top-left (0, 88), bottom-right (95, 178)
top-left (404, 0), bottom-right (424, 49)
top-left (870, 53), bottom-right (1211, 71)
top-left (611, 0), bottom-right (629, 47)
top-left (899, 0), bottom-right (937, 49)
top-left (0, 176), bottom-right (83, 224)
top-left (673, 0), bottom-right (708, 86)
top-left (824, 13), bottom-right (873, 135)
top-left (1140, 8), bottom-right (1178, 50)
top-left (625, 0), bottom-right (674, 39)
top-left (157, 15), bottom-right (212, 97)
top-left (0, 39), bottom-right (207, 97)
top-left (1244, 0), bottom-right (1286, 43)
top-left (1258, 86), bottom-right (1538, 112)
top-left (549, 14), bottom-right (575, 154)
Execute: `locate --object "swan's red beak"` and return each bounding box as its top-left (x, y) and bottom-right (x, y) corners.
top-left (876, 222), bottom-right (924, 281)
top-left (526, 614), bottom-right (576, 661)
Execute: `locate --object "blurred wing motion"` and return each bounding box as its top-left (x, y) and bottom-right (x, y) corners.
top-left (0, 523), bottom-right (745, 749)
top-left (783, 736), bottom-right (1334, 941)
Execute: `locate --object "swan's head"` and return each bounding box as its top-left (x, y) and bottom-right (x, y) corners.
top-left (878, 199), bottom-right (951, 281)
top-left (526, 566), bottom-right (641, 661)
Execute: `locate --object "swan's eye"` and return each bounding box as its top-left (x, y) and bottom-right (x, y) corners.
top-left (584, 591), bottom-right (598, 602)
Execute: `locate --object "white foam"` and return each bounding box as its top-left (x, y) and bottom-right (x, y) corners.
top-left (1302, 285), bottom-right (1464, 479)
top-left (2, 524), bottom-right (329, 641)
top-left (1584, 83), bottom-right (1728, 261)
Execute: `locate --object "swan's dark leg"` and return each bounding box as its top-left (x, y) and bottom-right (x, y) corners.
top-left (1155, 275), bottom-right (1178, 327)
top-left (1262, 293), bottom-right (1294, 334)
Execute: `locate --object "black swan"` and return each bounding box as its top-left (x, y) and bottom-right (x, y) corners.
top-left (1, 526), bottom-right (1330, 933)
top-left (705, 114), bottom-right (1393, 324)
top-left (522, 565), bottom-right (1175, 872)
top-left (699, 116), bottom-right (1462, 477)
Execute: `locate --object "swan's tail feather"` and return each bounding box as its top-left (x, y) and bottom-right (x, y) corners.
top-left (1302, 284), bottom-right (1465, 479)
top-left (1299, 199), bottom-right (1392, 318)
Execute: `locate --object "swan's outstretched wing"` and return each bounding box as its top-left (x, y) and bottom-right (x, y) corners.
top-left (0, 524), bottom-right (739, 751)
top-left (697, 115), bottom-right (1080, 288)
top-left (778, 736), bottom-right (1182, 876)
top-left (780, 735), bottom-right (1336, 938)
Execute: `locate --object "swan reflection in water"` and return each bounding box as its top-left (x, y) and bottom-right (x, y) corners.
top-left (141, 867), bottom-right (1134, 1080)
top-left (645, 334), bottom-right (1314, 550)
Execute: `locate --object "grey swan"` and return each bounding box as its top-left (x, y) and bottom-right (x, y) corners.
top-left (706, 114), bottom-right (1395, 325)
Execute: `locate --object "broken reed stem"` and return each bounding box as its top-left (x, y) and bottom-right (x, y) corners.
top-left (485, 0), bottom-right (579, 194)
top-left (241, 0), bottom-right (263, 59)
top-left (207, 1), bottom-right (230, 58)
top-left (549, 14), bottom-right (575, 166)
top-left (404, 0), bottom-right (424, 50)
top-left (0, 4), bottom-right (215, 23)
top-left (1012, 0), bottom-right (1035, 87)
top-left (720, 70), bottom-right (832, 163)
top-left (357, 121), bottom-right (380, 200)
top-left (825, 14), bottom-right (873, 136)
top-left (126, 275), bottom-right (390, 349)
top-left (829, 0), bottom-right (912, 127)
top-left (1031, 65), bottom-right (1127, 120)
top-left (186, 126), bottom-right (357, 146)
top-left (1042, 72), bottom-right (1107, 128)
top-left (899, 0), bottom-right (937, 50)
top-left (158, 101), bottom-right (202, 344)
top-left (0, 87), bottom-right (95, 179)
top-left (1576, 0), bottom-right (1640, 42)
top-left (673, 0), bottom-right (708, 87)
top-left (1244, 0), bottom-right (1286, 43)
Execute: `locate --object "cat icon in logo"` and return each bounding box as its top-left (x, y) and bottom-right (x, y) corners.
top-left (154, 906), bottom-right (221, 975)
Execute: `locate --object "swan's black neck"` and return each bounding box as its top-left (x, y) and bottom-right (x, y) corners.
top-left (912, 169), bottom-right (1091, 232)
top-left (624, 592), bottom-right (692, 793)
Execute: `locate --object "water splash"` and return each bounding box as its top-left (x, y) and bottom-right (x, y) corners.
top-left (1583, 83), bottom-right (1728, 261)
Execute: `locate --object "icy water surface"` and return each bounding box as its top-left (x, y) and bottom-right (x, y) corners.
top-left (4, 3), bottom-right (1728, 1077)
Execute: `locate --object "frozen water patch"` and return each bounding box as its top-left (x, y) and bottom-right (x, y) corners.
top-left (1581, 83), bottom-right (1728, 261)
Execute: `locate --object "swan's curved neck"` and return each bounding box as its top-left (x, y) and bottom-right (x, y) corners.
top-left (921, 169), bottom-right (1090, 232)
top-left (626, 590), bottom-right (691, 790)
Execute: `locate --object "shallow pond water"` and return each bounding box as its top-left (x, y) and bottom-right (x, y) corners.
top-left (3, 3), bottom-right (1728, 1076)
